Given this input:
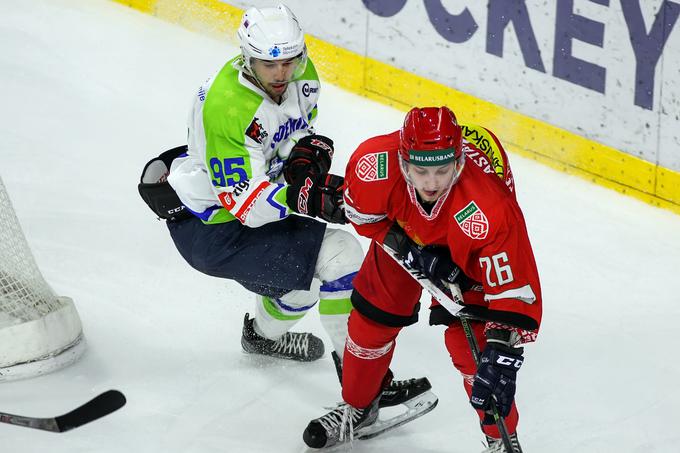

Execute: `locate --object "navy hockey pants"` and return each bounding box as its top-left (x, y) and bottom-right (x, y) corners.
top-left (166, 215), bottom-right (326, 299)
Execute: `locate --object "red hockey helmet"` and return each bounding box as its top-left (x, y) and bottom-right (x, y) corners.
top-left (398, 107), bottom-right (465, 202)
top-left (399, 106), bottom-right (463, 165)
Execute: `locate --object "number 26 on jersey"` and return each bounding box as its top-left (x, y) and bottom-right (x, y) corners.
top-left (479, 252), bottom-right (514, 287)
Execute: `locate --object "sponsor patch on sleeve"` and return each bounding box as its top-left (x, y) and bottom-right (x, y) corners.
top-left (218, 180), bottom-right (269, 223)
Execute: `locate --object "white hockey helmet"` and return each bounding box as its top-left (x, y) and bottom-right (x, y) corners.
top-left (237, 4), bottom-right (308, 80)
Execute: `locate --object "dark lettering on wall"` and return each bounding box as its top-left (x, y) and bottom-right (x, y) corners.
top-left (553, 0), bottom-right (607, 94)
top-left (487, 0), bottom-right (546, 72)
top-left (362, 0), bottom-right (407, 17)
top-left (423, 0), bottom-right (477, 43)
top-left (621, 0), bottom-right (680, 110)
top-left (361, 0), bottom-right (679, 112)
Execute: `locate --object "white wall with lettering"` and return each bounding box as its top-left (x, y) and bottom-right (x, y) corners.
top-left (227, 1), bottom-right (680, 172)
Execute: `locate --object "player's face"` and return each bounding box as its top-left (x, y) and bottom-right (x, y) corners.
top-left (251, 57), bottom-right (301, 100)
top-left (406, 162), bottom-right (458, 202)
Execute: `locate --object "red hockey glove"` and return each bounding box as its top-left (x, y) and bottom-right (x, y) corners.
top-left (286, 173), bottom-right (346, 224)
top-left (283, 135), bottom-right (334, 184)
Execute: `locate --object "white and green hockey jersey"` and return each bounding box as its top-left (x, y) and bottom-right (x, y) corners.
top-left (168, 57), bottom-right (320, 227)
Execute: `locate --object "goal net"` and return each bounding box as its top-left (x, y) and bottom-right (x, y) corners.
top-left (0, 176), bottom-right (85, 381)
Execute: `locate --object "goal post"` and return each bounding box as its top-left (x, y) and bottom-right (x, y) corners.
top-left (0, 175), bottom-right (85, 381)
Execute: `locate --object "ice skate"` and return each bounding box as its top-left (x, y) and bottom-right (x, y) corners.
top-left (303, 376), bottom-right (438, 448)
top-left (303, 398), bottom-right (379, 449)
top-left (379, 375), bottom-right (433, 408)
top-left (331, 351), bottom-right (434, 408)
top-left (482, 432), bottom-right (523, 453)
top-left (241, 313), bottom-right (325, 362)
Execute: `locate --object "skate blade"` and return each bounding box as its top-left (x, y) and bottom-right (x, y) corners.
top-left (303, 391), bottom-right (439, 451)
top-left (357, 390), bottom-right (439, 440)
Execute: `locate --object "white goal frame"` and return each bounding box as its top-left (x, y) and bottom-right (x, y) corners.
top-left (0, 176), bottom-right (85, 381)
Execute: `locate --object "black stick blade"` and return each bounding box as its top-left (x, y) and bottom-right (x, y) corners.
top-left (55, 390), bottom-right (126, 432)
top-left (0, 390), bottom-right (126, 433)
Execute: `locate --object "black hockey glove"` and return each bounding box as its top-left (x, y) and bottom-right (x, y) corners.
top-left (283, 135), bottom-right (334, 184)
top-left (286, 173), bottom-right (346, 224)
top-left (382, 223), bottom-right (413, 257)
top-left (410, 245), bottom-right (466, 285)
top-left (470, 334), bottom-right (524, 417)
top-left (383, 223), bottom-right (469, 288)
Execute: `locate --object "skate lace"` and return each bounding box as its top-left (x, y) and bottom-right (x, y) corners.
top-left (273, 332), bottom-right (309, 357)
top-left (482, 439), bottom-right (504, 453)
top-left (387, 378), bottom-right (416, 390)
top-left (319, 403), bottom-right (363, 443)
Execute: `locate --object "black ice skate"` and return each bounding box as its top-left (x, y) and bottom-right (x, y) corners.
top-left (303, 398), bottom-right (380, 449)
top-left (304, 356), bottom-right (439, 449)
top-left (483, 433), bottom-right (523, 453)
top-left (378, 376), bottom-right (433, 408)
top-left (331, 351), bottom-right (434, 408)
top-left (241, 313), bottom-right (325, 362)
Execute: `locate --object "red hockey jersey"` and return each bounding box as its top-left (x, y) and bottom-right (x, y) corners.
top-left (343, 124), bottom-right (542, 335)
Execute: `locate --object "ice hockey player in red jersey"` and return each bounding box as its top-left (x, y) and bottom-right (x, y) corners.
top-left (302, 106), bottom-right (542, 452)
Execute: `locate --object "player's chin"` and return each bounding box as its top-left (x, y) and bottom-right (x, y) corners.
top-left (270, 82), bottom-right (288, 93)
top-left (420, 190), bottom-right (441, 202)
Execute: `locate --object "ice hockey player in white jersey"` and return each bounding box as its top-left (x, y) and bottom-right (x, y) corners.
top-left (164, 3), bottom-right (435, 414)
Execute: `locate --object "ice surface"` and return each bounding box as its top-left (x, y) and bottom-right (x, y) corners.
top-left (1, 0), bottom-right (679, 451)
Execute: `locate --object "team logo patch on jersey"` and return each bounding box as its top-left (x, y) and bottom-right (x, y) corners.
top-left (356, 152), bottom-right (388, 182)
top-left (454, 201), bottom-right (489, 240)
top-left (246, 117), bottom-right (268, 144)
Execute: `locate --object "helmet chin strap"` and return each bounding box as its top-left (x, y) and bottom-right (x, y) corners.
top-left (250, 71), bottom-right (271, 95)
top-left (243, 65), bottom-right (281, 103)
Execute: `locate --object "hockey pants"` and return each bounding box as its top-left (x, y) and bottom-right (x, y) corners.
top-left (254, 228), bottom-right (363, 354)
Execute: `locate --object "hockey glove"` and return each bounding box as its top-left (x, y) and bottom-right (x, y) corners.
top-left (411, 245), bottom-right (465, 285)
top-left (383, 224), bottom-right (469, 288)
top-left (286, 173), bottom-right (346, 224)
top-left (470, 337), bottom-right (524, 417)
top-left (283, 135), bottom-right (334, 184)
top-left (382, 223), bottom-right (413, 257)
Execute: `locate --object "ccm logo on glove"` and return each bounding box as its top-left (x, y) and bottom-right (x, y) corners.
top-left (297, 177), bottom-right (314, 215)
top-left (286, 173), bottom-right (346, 224)
top-left (495, 355), bottom-right (523, 368)
top-left (470, 342), bottom-right (524, 417)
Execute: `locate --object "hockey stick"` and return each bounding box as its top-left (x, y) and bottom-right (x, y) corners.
top-left (378, 242), bottom-right (516, 452)
top-left (0, 390), bottom-right (126, 433)
top-left (457, 317), bottom-right (515, 452)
